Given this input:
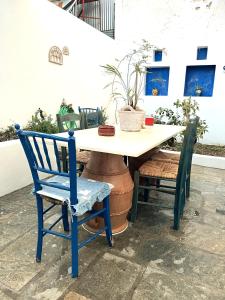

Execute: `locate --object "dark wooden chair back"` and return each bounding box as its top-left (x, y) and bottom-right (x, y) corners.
top-left (174, 117), bottom-right (198, 228)
top-left (56, 113), bottom-right (81, 132)
top-left (78, 107), bottom-right (102, 129)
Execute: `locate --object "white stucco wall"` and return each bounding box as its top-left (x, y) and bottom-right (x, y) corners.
top-left (115, 0), bottom-right (225, 145)
top-left (0, 140), bottom-right (57, 197)
top-left (0, 0), bottom-right (118, 128)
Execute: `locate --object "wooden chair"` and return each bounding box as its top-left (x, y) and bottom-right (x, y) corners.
top-left (56, 112), bottom-right (80, 132)
top-left (150, 117), bottom-right (199, 198)
top-left (130, 118), bottom-right (198, 230)
top-left (78, 107), bottom-right (102, 129)
top-left (56, 113), bottom-right (90, 172)
top-left (15, 124), bottom-right (112, 278)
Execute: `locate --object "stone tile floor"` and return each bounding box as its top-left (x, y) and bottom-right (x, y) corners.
top-left (1, 165), bottom-right (225, 299)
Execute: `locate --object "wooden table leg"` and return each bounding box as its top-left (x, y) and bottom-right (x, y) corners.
top-left (82, 151), bottom-right (134, 234)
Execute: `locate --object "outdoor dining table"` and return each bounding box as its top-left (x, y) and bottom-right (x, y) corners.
top-left (58, 124), bottom-right (185, 234)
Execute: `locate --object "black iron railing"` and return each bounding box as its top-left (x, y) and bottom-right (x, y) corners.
top-left (63, 0), bottom-right (115, 39)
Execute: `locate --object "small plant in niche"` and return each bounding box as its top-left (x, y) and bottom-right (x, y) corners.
top-left (195, 84), bottom-right (203, 96)
top-left (152, 88), bottom-right (159, 96)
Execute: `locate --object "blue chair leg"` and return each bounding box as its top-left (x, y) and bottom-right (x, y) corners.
top-left (36, 194), bottom-right (44, 262)
top-left (71, 215), bottom-right (79, 278)
top-left (130, 171), bottom-right (140, 223)
top-left (103, 196), bottom-right (113, 247)
top-left (61, 204), bottom-right (69, 232)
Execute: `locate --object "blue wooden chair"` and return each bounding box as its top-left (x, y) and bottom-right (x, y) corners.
top-left (130, 118), bottom-right (198, 230)
top-left (15, 124), bottom-right (112, 278)
top-left (78, 107), bottom-right (102, 129)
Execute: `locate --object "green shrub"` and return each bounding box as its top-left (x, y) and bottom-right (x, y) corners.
top-left (154, 97), bottom-right (208, 141)
top-left (25, 108), bottom-right (58, 134)
top-left (0, 108), bottom-right (58, 142)
top-left (0, 125), bottom-right (17, 142)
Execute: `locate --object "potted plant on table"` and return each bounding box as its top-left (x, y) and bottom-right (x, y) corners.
top-left (102, 40), bottom-right (160, 131)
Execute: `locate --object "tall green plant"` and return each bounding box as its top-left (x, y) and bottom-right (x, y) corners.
top-left (155, 97), bottom-right (208, 140)
top-left (102, 40), bottom-right (160, 110)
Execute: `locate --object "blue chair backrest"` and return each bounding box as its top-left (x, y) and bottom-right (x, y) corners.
top-left (15, 124), bottom-right (78, 206)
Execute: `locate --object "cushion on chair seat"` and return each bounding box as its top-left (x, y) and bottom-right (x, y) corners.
top-left (36, 175), bottom-right (111, 216)
top-left (151, 150), bottom-right (180, 164)
top-left (76, 150), bottom-right (91, 164)
top-left (139, 160), bottom-right (178, 179)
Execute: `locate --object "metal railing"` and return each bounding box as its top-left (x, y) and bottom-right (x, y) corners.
top-left (63, 0), bottom-right (115, 38)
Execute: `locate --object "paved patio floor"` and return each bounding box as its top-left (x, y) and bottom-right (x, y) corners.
top-left (1, 165), bottom-right (225, 300)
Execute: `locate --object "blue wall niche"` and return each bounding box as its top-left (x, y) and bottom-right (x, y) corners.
top-left (145, 67), bottom-right (170, 96)
top-left (197, 47), bottom-right (208, 60)
top-left (184, 65), bottom-right (216, 97)
top-left (154, 50), bottom-right (162, 62)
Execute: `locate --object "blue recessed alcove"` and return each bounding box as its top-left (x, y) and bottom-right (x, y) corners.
top-left (197, 47), bottom-right (208, 60)
top-left (145, 67), bottom-right (170, 96)
top-left (184, 65), bottom-right (216, 97)
top-left (154, 50), bottom-right (162, 62)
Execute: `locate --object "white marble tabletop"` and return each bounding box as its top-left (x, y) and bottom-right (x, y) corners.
top-left (57, 124), bottom-right (185, 158)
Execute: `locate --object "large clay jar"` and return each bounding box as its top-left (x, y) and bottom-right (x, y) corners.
top-left (82, 151), bottom-right (134, 234)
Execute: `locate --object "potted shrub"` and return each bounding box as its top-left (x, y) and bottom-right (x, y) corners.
top-left (102, 40), bottom-right (159, 131)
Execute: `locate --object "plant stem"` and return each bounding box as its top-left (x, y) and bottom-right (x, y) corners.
top-left (134, 67), bottom-right (138, 109)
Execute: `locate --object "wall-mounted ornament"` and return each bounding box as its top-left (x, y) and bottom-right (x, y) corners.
top-left (49, 46), bottom-right (63, 65)
top-left (62, 46), bottom-right (69, 56)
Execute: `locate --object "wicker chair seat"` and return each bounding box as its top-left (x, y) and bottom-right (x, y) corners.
top-left (139, 160), bottom-right (178, 179)
top-left (151, 151), bottom-right (180, 164)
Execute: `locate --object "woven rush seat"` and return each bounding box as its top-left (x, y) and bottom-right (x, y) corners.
top-left (151, 151), bottom-right (180, 164)
top-left (76, 150), bottom-right (91, 164)
top-left (139, 160), bottom-right (178, 179)
top-left (60, 150), bottom-right (90, 168)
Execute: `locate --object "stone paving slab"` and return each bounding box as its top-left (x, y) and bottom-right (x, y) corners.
top-left (65, 252), bottom-right (142, 300)
top-left (136, 237), bottom-right (225, 290)
top-left (0, 165), bottom-right (225, 300)
top-left (64, 291), bottom-right (90, 300)
top-left (0, 289), bottom-right (14, 300)
top-left (17, 247), bottom-right (100, 300)
top-left (132, 261), bottom-right (225, 300)
top-left (180, 221), bottom-right (225, 255)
